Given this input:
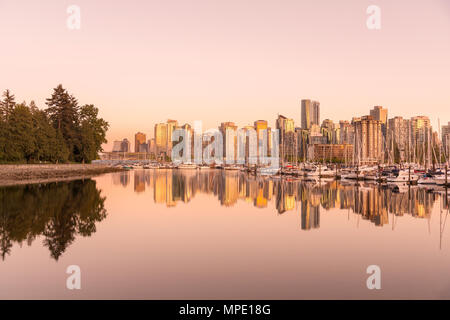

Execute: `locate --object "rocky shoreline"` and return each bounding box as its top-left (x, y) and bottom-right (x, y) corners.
top-left (0, 164), bottom-right (123, 187)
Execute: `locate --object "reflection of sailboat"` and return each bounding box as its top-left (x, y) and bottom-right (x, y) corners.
top-left (435, 174), bottom-right (449, 186)
top-left (440, 188), bottom-right (449, 249)
top-left (389, 183), bottom-right (410, 194)
top-left (257, 167), bottom-right (280, 176)
top-left (224, 165), bottom-right (240, 171)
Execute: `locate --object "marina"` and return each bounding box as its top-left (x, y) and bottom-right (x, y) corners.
top-left (94, 159), bottom-right (450, 188)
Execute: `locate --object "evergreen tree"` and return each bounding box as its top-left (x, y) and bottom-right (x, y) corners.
top-left (0, 89), bottom-right (16, 121)
top-left (45, 85), bottom-right (81, 161)
top-left (79, 104), bottom-right (109, 162)
top-left (5, 104), bottom-right (36, 162)
top-left (0, 119), bottom-right (6, 161)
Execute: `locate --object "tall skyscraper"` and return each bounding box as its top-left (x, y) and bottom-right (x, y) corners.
top-left (154, 123), bottom-right (168, 155)
top-left (410, 116), bottom-right (431, 143)
top-left (113, 138), bottom-right (130, 152)
top-left (166, 119), bottom-right (178, 155)
top-left (370, 106), bottom-right (388, 125)
top-left (276, 114), bottom-right (295, 161)
top-left (240, 125), bottom-right (257, 164)
top-left (219, 122), bottom-right (238, 163)
top-left (112, 140), bottom-right (122, 152)
top-left (178, 123), bottom-right (194, 161)
top-left (410, 116), bottom-right (433, 166)
top-left (370, 106), bottom-right (388, 137)
top-left (320, 119), bottom-right (336, 144)
top-left (339, 120), bottom-right (354, 145)
top-left (353, 115), bottom-right (382, 164)
top-left (134, 132), bottom-right (146, 153)
top-left (121, 138), bottom-right (130, 152)
top-left (387, 116), bottom-right (410, 162)
top-left (301, 99), bottom-right (320, 130)
top-left (149, 138), bottom-right (156, 155)
top-left (254, 120), bottom-right (268, 162)
top-left (138, 143), bottom-right (149, 153)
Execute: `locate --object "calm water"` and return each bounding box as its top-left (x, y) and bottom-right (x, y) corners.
top-left (1, 169), bottom-right (450, 299)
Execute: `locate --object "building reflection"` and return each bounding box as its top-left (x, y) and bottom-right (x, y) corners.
top-left (112, 171), bottom-right (131, 187)
top-left (127, 169), bottom-right (445, 229)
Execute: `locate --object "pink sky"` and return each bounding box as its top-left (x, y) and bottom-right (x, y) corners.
top-left (0, 0), bottom-right (449, 151)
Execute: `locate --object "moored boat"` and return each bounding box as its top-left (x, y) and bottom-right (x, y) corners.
top-left (386, 169), bottom-right (419, 183)
top-left (178, 162), bottom-right (198, 169)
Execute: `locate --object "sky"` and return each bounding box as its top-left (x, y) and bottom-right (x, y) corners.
top-left (0, 0), bottom-right (449, 151)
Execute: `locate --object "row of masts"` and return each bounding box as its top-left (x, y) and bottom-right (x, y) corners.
top-left (279, 121), bottom-right (449, 169)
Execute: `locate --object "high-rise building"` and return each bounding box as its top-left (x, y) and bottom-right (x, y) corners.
top-left (154, 123), bottom-right (168, 155)
top-left (321, 119), bottom-right (337, 144)
top-left (219, 122), bottom-right (238, 163)
top-left (370, 106), bottom-right (388, 125)
top-left (409, 116), bottom-right (433, 166)
top-left (410, 116), bottom-right (431, 143)
top-left (387, 116), bottom-right (410, 162)
top-left (178, 123), bottom-right (194, 161)
top-left (295, 127), bottom-right (309, 161)
top-left (113, 138), bottom-right (130, 152)
top-left (370, 106), bottom-right (388, 139)
top-left (134, 132), bottom-right (146, 153)
top-left (240, 125), bottom-right (258, 164)
top-left (166, 119), bottom-right (178, 155)
top-left (353, 115), bottom-right (383, 164)
top-left (308, 144), bottom-right (353, 163)
top-left (139, 143), bottom-right (149, 153)
top-left (121, 138), bottom-right (130, 152)
top-left (254, 120), bottom-right (269, 162)
top-left (276, 115), bottom-right (295, 161)
top-left (112, 140), bottom-right (122, 152)
top-left (301, 99), bottom-right (320, 130)
top-left (149, 138), bottom-right (156, 155)
top-left (339, 120), bottom-right (354, 145)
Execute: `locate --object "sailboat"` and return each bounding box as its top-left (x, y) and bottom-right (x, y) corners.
top-left (386, 168), bottom-right (419, 183)
top-left (178, 162), bottom-right (198, 169)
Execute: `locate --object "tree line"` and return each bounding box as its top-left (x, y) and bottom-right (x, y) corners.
top-left (0, 85), bottom-right (109, 163)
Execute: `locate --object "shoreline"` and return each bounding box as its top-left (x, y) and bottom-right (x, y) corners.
top-left (0, 164), bottom-right (123, 187)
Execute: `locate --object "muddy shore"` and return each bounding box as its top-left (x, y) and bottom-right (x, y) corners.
top-left (0, 164), bottom-right (123, 187)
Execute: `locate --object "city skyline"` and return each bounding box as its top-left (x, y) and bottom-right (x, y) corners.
top-left (111, 103), bottom-right (446, 161)
top-left (1, 0), bottom-right (449, 152)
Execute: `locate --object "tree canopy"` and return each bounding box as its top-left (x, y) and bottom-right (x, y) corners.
top-left (0, 85), bottom-right (109, 163)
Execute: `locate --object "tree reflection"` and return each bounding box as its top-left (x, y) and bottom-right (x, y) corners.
top-left (0, 179), bottom-right (107, 261)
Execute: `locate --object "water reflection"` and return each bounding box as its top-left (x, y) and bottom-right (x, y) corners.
top-left (2, 171), bottom-right (449, 262)
top-left (0, 179), bottom-right (107, 261)
top-left (116, 169), bottom-right (450, 229)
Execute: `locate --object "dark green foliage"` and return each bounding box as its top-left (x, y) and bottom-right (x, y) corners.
top-left (4, 103), bottom-right (36, 162)
top-left (0, 85), bottom-right (109, 163)
top-left (78, 104), bottom-right (109, 163)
